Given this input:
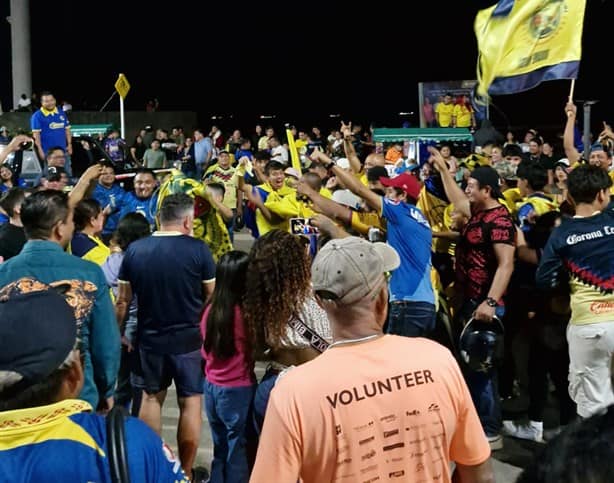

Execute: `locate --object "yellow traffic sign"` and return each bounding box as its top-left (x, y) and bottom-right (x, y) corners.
top-left (114, 73), bottom-right (131, 99)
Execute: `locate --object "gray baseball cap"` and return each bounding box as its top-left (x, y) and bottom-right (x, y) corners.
top-left (312, 237), bottom-right (400, 305)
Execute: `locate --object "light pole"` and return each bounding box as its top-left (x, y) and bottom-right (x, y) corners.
top-left (8, 0), bottom-right (32, 110)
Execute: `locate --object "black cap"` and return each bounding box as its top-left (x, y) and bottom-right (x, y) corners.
top-left (0, 286), bottom-right (77, 388)
top-left (471, 166), bottom-right (503, 199)
top-left (366, 165), bottom-right (389, 182)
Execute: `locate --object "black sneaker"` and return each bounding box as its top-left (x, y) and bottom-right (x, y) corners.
top-left (191, 466), bottom-right (210, 483)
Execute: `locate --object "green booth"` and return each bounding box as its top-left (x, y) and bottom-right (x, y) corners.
top-left (372, 128), bottom-right (473, 164)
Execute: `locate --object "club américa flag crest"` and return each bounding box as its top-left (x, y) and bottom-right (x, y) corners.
top-left (475, 0), bottom-right (586, 99)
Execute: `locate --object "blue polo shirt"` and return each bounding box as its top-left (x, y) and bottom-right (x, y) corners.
top-left (381, 197), bottom-right (434, 304)
top-left (30, 107), bottom-right (71, 153)
top-left (0, 399), bottom-right (187, 482)
top-left (0, 241), bottom-right (119, 408)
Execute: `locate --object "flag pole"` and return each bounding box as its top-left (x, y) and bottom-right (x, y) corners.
top-left (568, 79), bottom-right (576, 102)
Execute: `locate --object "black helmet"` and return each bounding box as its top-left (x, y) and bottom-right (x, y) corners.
top-left (459, 316), bottom-right (504, 373)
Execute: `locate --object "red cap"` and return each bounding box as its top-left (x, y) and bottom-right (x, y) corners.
top-left (379, 173), bottom-right (422, 200)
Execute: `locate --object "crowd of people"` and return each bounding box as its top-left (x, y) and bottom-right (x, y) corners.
top-left (1, 93), bottom-right (614, 482)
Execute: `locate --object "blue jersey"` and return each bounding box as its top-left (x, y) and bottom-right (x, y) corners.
top-left (119, 192), bottom-right (159, 231)
top-left (92, 183), bottom-right (128, 235)
top-left (381, 197), bottom-right (435, 304)
top-left (30, 107), bottom-right (70, 153)
top-left (0, 399), bottom-right (187, 483)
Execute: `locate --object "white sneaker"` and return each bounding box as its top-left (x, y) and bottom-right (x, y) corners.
top-left (487, 434), bottom-right (503, 451)
top-left (502, 420), bottom-right (544, 442)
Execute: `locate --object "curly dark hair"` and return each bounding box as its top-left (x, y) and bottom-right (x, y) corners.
top-left (243, 230), bottom-right (312, 352)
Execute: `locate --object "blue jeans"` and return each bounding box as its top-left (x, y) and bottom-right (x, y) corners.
top-left (387, 301), bottom-right (436, 338)
top-left (196, 163), bottom-right (205, 181)
top-left (252, 367), bottom-right (279, 435)
top-left (204, 380), bottom-right (256, 483)
top-left (458, 300), bottom-right (505, 437)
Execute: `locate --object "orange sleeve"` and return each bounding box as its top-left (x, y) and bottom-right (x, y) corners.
top-left (448, 358), bottom-right (492, 466)
top-left (250, 387), bottom-right (303, 483)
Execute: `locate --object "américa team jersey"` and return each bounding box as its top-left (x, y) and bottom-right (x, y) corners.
top-left (537, 202), bottom-right (614, 325)
top-left (0, 399), bottom-right (187, 482)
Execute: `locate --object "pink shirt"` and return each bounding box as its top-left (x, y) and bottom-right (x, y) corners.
top-left (200, 305), bottom-right (255, 387)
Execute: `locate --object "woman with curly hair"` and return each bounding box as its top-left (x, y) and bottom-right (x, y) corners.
top-left (243, 229), bottom-right (331, 433)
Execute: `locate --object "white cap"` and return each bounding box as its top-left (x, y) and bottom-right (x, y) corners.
top-left (332, 189), bottom-right (362, 210)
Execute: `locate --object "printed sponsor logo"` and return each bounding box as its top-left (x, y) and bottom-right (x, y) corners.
top-left (382, 442), bottom-right (405, 452)
top-left (380, 414), bottom-right (396, 423)
top-left (360, 464), bottom-right (378, 475)
top-left (359, 436), bottom-right (375, 446)
top-left (409, 437), bottom-right (426, 445)
top-left (389, 470), bottom-right (405, 478)
top-left (428, 403), bottom-right (440, 412)
top-left (361, 449), bottom-right (376, 461)
top-left (411, 451), bottom-right (427, 458)
top-left (405, 424), bottom-right (426, 431)
top-left (336, 424), bottom-right (342, 436)
top-left (337, 457), bottom-right (352, 466)
top-left (406, 409), bottom-right (421, 416)
top-left (565, 229), bottom-right (614, 246)
top-left (590, 302), bottom-right (614, 314)
top-left (416, 462), bottom-right (425, 472)
top-left (362, 478), bottom-right (380, 483)
top-left (383, 429), bottom-right (399, 438)
top-left (353, 421), bottom-right (374, 432)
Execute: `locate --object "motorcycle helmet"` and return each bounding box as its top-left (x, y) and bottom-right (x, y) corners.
top-left (459, 316), bottom-right (505, 373)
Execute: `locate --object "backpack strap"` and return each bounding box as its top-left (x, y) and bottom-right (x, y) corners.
top-left (106, 405), bottom-right (131, 483)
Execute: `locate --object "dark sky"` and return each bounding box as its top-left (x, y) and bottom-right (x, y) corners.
top-left (1, 0), bottom-right (611, 133)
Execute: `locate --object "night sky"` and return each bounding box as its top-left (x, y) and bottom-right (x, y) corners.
top-left (1, 0), bottom-right (611, 134)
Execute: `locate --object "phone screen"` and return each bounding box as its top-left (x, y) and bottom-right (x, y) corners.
top-left (290, 217), bottom-right (318, 235)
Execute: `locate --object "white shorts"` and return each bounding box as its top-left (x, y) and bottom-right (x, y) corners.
top-left (567, 322), bottom-right (614, 418)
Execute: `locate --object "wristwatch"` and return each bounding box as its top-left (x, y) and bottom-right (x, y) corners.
top-left (485, 297), bottom-right (498, 307)
top-left (324, 159), bottom-right (336, 170)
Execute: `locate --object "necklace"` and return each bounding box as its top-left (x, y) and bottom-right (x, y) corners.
top-left (328, 334), bottom-right (381, 349)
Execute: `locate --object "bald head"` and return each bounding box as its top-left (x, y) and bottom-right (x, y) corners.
top-left (365, 153), bottom-right (386, 170)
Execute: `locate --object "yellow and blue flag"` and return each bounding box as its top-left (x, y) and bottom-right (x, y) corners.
top-left (475, 0), bottom-right (586, 98)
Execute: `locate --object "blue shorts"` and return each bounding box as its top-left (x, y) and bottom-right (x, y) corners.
top-left (138, 348), bottom-right (204, 397)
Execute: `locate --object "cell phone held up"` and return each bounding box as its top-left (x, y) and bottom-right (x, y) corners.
top-left (290, 217), bottom-right (318, 236)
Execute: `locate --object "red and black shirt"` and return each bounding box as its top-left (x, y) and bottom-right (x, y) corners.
top-left (456, 204), bottom-right (515, 302)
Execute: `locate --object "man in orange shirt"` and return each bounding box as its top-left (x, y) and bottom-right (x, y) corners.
top-left (251, 230), bottom-right (494, 483)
